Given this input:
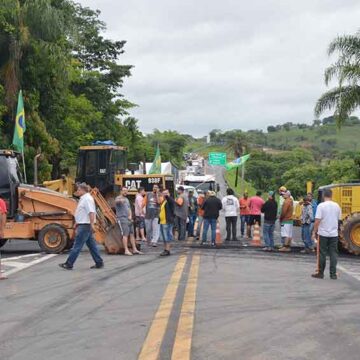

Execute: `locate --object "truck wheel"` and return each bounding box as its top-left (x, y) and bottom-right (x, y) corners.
top-left (38, 224), bottom-right (69, 254)
top-left (341, 213), bottom-right (360, 255)
top-left (0, 239), bottom-right (7, 248)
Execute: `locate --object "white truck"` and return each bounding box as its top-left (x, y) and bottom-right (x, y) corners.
top-left (183, 174), bottom-right (219, 193)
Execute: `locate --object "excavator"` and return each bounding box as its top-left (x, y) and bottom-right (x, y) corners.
top-left (0, 150), bottom-right (123, 254)
top-left (43, 144), bottom-right (175, 199)
top-left (293, 180), bottom-right (360, 255)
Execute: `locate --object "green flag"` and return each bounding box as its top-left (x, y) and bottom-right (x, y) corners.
top-left (226, 154), bottom-right (250, 171)
top-left (12, 90), bottom-right (26, 152)
top-left (149, 145), bottom-right (161, 174)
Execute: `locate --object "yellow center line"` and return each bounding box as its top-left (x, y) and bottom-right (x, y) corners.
top-left (138, 255), bottom-right (187, 360)
top-left (171, 254), bottom-right (200, 360)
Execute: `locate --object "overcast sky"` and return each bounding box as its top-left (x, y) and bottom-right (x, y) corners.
top-left (78, 0), bottom-right (360, 136)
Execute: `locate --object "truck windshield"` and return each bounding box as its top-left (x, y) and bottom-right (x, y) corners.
top-left (185, 181), bottom-right (215, 192)
top-left (111, 150), bottom-right (127, 171)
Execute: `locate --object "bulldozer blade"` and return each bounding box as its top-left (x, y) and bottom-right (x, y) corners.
top-left (104, 224), bottom-right (125, 255)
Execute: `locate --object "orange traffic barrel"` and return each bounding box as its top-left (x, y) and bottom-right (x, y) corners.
top-left (250, 222), bottom-right (262, 247)
top-left (215, 220), bottom-right (222, 246)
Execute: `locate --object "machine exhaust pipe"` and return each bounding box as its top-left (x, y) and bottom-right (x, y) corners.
top-left (34, 153), bottom-right (41, 186)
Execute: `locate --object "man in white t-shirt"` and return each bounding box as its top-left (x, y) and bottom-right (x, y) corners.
top-left (222, 188), bottom-right (240, 241)
top-left (311, 188), bottom-right (342, 280)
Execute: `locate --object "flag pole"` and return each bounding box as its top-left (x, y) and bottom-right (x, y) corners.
top-left (21, 148), bottom-right (27, 183)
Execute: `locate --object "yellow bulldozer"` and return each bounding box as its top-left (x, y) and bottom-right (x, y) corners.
top-left (318, 183), bottom-right (360, 255)
top-left (0, 150), bottom-right (123, 254)
top-left (294, 180), bottom-right (360, 255)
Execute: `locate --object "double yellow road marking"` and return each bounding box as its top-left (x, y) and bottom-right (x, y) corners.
top-left (138, 254), bottom-right (200, 360)
top-left (172, 255), bottom-right (200, 360)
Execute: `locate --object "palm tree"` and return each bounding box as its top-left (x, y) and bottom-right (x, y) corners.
top-left (315, 31), bottom-right (360, 127)
top-left (0, 0), bottom-right (64, 110)
top-left (226, 131), bottom-right (248, 158)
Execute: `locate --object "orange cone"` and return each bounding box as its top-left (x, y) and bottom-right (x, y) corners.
top-left (215, 220), bottom-right (222, 246)
top-left (250, 222), bottom-right (262, 247)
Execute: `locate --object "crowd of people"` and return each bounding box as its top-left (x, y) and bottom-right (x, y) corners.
top-left (120, 184), bottom-right (326, 256)
top-left (56, 181), bottom-right (341, 279)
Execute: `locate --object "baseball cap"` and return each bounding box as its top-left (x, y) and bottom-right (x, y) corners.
top-left (279, 186), bottom-right (287, 192)
top-left (268, 191), bottom-right (275, 197)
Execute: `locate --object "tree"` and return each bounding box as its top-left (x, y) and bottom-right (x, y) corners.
top-left (0, 0), bottom-right (64, 110)
top-left (315, 31), bottom-right (360, 127)
top-left (225, 131), bottom-right (248, 157)
top-left (267, 125), bottom-right (277, 132)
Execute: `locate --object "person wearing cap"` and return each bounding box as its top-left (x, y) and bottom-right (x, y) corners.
top-left (300, 196), bottom-right (314, 254)
top-left (201, 191), bottom-right (222, 246)
top-left (174, 186), bottom-right (189, 240)
top-left (279, 190), bottom-right (294, 252)
top-left (59, 183), bottom-right (104, 270)
top-left (187, 189), bottom-right (198, 238)
top-left (115, 187), bottom-right (142, 256)
top-left (277, 186), bottom-right (287, 217)
top-left (307, 192), bottom-right (318, 235)
top-left (261, 191), bottom-right (278, 251)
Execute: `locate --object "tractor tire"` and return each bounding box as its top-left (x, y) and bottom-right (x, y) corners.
top-left (0, 239), bottom-right (7, 248)
top-left (340, 213), bottom-right (360, 255)
top-left (38, 224), bottom-right (69, 254)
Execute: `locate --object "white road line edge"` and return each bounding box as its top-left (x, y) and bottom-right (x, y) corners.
top-left (338, 265), bottom-right (360, 281)
top-left (2, 254), bottom-right (58, 277)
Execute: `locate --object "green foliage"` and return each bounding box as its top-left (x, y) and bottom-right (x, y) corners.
top-left (315, 30), bottom-right (360, 127)
top-left (147, 130), bottom-right (188, 166)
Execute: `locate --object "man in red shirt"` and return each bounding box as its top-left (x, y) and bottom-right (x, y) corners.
top-left (0, 196), bottom-right (7, 240)
top-left (248, 191), bottom-right (265, 233)
top-left (239, 192), bottom-right (250, 238)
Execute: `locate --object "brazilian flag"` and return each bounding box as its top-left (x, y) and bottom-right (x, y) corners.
top-left (226, 154), bottom-right (250, 170)
top-left (149, 145), bottom-right (161, 174)
top-left (12, 90), bottom-right (26, 152)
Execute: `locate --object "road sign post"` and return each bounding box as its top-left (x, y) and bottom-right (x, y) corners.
top-left (208, 152), bottom-right (227, 166)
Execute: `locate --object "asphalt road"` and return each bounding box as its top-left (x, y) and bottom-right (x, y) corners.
top-left (2, 244), bottom-right (360, 360)
top-left (2, 166), bottom-right (360, 359)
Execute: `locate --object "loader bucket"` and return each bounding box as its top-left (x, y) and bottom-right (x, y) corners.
top-left (104, 224), bottom-right (125, 254)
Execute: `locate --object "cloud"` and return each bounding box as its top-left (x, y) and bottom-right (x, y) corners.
top-left (78, 0), bottom-right (360, 136)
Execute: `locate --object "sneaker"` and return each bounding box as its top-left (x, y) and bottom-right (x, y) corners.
top-left (262, 247), bottom-right (269, 251)
top-left (59, 263), bottom-right (73, 270)
top-left (311, 272), bottom-right (324, 279)
top-left (160, 250), bottom-right (170, 256)
top-left (211, 242), bottom-right (216, 247)
top-left (151, 243), bottom-right (158, 247)
top-left (330, 274), bottom-right (338, 280)
top-left (90, 263), bottom-right (104, 269)
top-left (279, 246), bottom-right (291, 252)
top-left (200, 241), bottom-right (206, 245)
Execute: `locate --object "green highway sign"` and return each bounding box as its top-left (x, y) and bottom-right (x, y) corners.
top-left (208, 152), bottom-right (227, 166)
